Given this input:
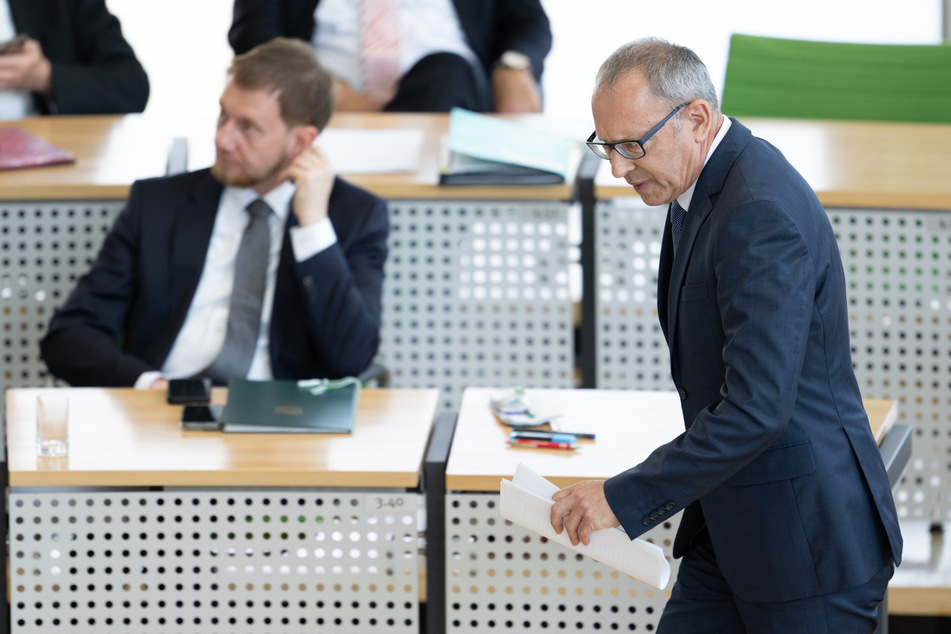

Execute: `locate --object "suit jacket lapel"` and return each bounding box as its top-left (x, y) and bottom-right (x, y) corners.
top-left (269, 200), bottom-right (300, 371)
top-left (158, 172), bottom-right (222, 358)
top-left (663, 119), bottom-right (753, 352)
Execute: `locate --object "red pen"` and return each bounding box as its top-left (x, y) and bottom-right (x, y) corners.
top-left (506, 438), bottom-right (576, 450)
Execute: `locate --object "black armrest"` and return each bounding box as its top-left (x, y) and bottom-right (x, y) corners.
top-left (879, 423), bottom-right (912, 490)
top-left (357, 362), bottom-right (390, 387)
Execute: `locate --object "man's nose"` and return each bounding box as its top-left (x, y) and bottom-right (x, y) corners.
top-left (609, 150), bottom-right (634, 179)
top-left (216, 120), bottom-right (235, 150)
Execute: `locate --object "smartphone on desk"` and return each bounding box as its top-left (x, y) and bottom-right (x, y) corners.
top-left (181, 404), bottom-right (223, 431)
top-left (167, 378), bottom-right (212, 405)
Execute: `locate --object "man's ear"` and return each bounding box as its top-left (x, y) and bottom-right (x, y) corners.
top-left (685, 100), bottom-right (713, 140)
top-left (290, 125), bottom-right (320, 155)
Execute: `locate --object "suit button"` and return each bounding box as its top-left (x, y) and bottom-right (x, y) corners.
top-left (302, 276), bottom-right (318, 302)
top-left (657, 506), bottom-right (666, 516)
top-left (642, 517), bottom-right (652, 526)
top-left (650, 511), bottom-right (659, 520)
top-left (666, 502), bottom-right (675, 511)
top-left (677, 388), bottom-right (687, 401)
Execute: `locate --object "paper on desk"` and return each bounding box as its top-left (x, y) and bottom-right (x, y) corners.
top-left (500, 463), bottom-right (671, 589)
top-left (316, 128), bottom-right (424, 173)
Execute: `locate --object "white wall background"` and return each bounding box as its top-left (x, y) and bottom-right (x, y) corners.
top-left (106, 0), bottom-right (943, 129)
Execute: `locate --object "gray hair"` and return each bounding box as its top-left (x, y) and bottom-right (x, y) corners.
top-left (595, 37), bottom-right (720, 112)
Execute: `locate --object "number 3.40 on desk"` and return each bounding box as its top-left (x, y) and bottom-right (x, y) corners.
top-left (371, 496), bottom-right (406, 510)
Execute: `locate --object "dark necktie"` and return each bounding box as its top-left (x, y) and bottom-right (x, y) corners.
top-left (207, 198), bottom-right (272, 384)
top-left (670, 200), bottom-right (687, 254)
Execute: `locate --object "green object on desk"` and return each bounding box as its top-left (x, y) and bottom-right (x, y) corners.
top-left (722, 34), bottom-right (951, 124)
top-left (221, 378), bottom-right (359, 433)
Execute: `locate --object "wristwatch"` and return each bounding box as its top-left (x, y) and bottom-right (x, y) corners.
top-left (496, 50), bottom-right (532, 72)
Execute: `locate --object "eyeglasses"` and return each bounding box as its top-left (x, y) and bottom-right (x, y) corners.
top-left (586, 101), bottom-right (690, 160)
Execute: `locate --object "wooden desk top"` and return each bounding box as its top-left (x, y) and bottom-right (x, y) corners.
top-left (446, 387), bottom-right (897, 492)
top-left (6, 387), bottom-right (439, 488)
top-left (0, 115), bottom-right (171, 200)
top-left (186, 112), bottom-right (584, 201)
top-left (594, 117), bottom-right (951, 211)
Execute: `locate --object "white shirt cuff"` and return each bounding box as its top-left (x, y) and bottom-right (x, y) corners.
top-left (291, 217), bottom-right (337, 261)
top-left (135, 371), bottom-right (165, 390)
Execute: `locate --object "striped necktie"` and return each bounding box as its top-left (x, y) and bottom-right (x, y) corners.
top-left (670, 200), bottom-right (687, 254)
top-left (360, 0), bottom-right (402, 103)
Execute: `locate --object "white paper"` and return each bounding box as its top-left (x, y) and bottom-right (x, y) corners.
top-left (315, 129), bottom-right (424, 173)
top-left (500, 463), bottom-right (671, 589)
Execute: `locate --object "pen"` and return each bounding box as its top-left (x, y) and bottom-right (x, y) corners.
top-left (555, 431), bottom-right (596, 440)
top-left (506, 438), bottom-right (576, 450)
top-left (510, 430), bottom-right (595, 442)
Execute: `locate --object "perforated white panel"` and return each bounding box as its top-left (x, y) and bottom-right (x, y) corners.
top-left (9, 489), bottom-right (420, 633)
top-left (594, 198), bottom-right (672, 391)
top-left (444, 492), bottom-right (676, 632)
top-left (379, 201), bottom-right (576, 411)
top-left (828, 209), bottom-right (951, 523)
top-left (0, 201), bottom-right (122, 393)
top-left (594, 198), bottom-right (951, 525)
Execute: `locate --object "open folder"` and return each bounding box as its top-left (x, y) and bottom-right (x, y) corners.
top-left (439, 108), bottom-right (572, 185)
top-left (500, 463), bottom-right (671, 589)
top-left (0, 127), bottom-right (74, 170)
top-left (221, 378), bottom-right (359, 433)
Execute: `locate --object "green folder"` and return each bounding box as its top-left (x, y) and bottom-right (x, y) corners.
top-left (221, 378), bottom-right (359, 433)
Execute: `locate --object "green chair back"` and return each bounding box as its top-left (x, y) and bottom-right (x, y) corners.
top-left (721, 33), bottom-right (951, 124)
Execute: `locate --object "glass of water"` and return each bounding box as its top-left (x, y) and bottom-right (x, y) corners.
top-left (36, 393), bottom-right (69, 457)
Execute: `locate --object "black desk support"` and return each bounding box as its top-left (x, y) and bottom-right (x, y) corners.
top-left (876, 423), bottom-right (912, 634)
top-left (424, 412), bottom-right (458, 634)
top-left (1, 410), bottom-right (8, 632)
top-left (576, 152), bottom-right (602, 388)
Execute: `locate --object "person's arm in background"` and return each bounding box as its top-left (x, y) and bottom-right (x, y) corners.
top-left (228, 0), bottom-right (317, 54)
top-left (489, 0), bottom-right (552, 113)
top-left (7, 0), bottom-right (149, 114)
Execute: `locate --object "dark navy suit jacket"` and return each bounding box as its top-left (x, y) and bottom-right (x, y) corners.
top-left (9, 0), bottom-right (149, 114)
top-left (41, 169), bottom-right (388, 387)
top-left (227, 0), bottom-right (552, 84)
top-left (603, 120), bottom-right (902, 604)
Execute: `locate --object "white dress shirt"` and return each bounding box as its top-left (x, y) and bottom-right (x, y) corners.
top-left (311, 0), bottom-right (477, 93)
top-left (134, 181), bottom-right (338, 388)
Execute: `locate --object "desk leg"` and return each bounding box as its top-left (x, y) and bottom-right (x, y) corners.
top-left (577, 152), bottom-right (601, 388)
top-left (424, 412), bottom-right (458, 634)
top-left (2, 413), bottom-right (8, 632)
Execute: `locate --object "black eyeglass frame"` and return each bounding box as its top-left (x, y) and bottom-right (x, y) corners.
top-left (586, 101), bottom-right (691, 160)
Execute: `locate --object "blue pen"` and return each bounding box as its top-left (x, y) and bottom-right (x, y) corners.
top-left (510, 431), bottom-right (577, 444)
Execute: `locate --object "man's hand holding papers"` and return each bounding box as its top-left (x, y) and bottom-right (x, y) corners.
top-left (551, 479), bottom-right (621, 546)
top-left (500, 464), bottom-right (671, 589)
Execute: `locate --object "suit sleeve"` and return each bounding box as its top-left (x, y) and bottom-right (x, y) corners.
top-left (289, 189), bottom-right (389, 378)
top-left (494, 0), bottom-right (552, 82)
top-left (604, 201), bottom-right (814, 539)
top-left (40, 182), bottom-right (156, 386)
top-left (229, 0), bottom-right (316, 54)
top-left (29, 0), bottom-right (150, 114)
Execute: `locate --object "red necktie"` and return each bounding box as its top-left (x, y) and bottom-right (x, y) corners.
top-left (360, 0), bottom-right (402, 103)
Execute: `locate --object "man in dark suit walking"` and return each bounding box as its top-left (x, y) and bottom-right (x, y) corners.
top-left (41, 38), bottom-right (388, 390)
top-left (550, 38), bottom-right (901, 632)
